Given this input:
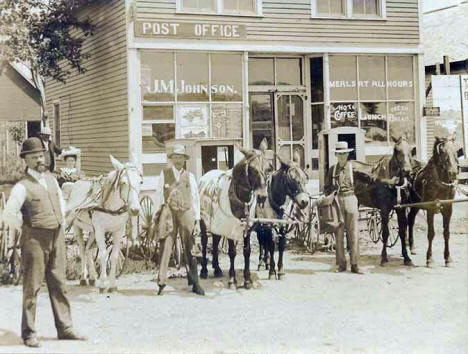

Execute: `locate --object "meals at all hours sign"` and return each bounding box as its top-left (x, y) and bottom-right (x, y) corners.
top-left (135, 21), bottom-right (247, 39)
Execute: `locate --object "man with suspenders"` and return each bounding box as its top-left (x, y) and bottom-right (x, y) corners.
top-left (324, 141), bottom-right (363, 274)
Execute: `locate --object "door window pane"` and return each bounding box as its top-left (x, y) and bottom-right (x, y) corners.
top-left (277, 95), bottom-right (290, 141)
top-left (359, 56), bottom-right (386, 100)
top-left (389, 102), bottom-right (415, 143)
top-left (293, 145), bottom-right (305, 168)
top-left (141, 52), bottom-right (175, 102)
top-left (211, 103), bottom-right (243, 138)
top-left (291, 95), bottom-right (304, 140)
top-left (249, 58), bottom-right (274, 85)
top-left (388, 56), bottom-right (414, 100)
top-left (276, 58), bottom-right (302, 85)
top-left (142, 123), bottom-right (175, 153)
top-left (311, 104), bottom-right (324, 149)
top-left (360, 102), bottom-right (388, 145)
top-left (176, 53), bottom-right (209, 101)
top-left (310, 57), bottom-right (324, 102)
top-left (250, 94), bottom-right (274, 149)
top-left (278, 145), bottom-right (291, 163)
top-left (317, 0), bottom-right (344, 15)
top-left (329, 56), bottom-right (357, 100)
top-left (211, 54), bottom-right (243, 101)
top-left (331, 103), bottom-right (358, 128)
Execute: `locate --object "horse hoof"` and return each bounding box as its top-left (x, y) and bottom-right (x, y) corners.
top-left (89, 279), bottom-right (96, 286)
top-left (445, 258), bottom-right (452, 267)
top-left (228, 280), bottom-right (237, 290)
top-left (404, 260), bottom-right (415, 267)
top-left (213, 268), bottom-right (223, 278)
top-left (278, 273), bottom-right (285, 280)
top-left (410, 249), bottom-right (417, 255)
top-left (99, 287), bottom-right (107, 294)
top-left (244, 280), bottom-right (252, 290)
top-left (380, 259), bottom-right (388, 266)
top-left (268, 272), bottom-right (276, 280)
top-left (199, 270), bottom-right (208, 279)
top-left (426, 260), bottom-right (433, 268)
top-left (108, 287), bottom-right (118, 293)
top-left (79, 279), bottom-right (88, 286)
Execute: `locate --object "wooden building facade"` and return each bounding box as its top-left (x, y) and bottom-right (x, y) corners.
top-left (46, 0), bottom-right (425, 191)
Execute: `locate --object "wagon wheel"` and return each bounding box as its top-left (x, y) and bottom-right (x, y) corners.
top-left (385, 210), bottom-right (399, 248)
top-left (137, 196), bottom-right (158, 262)
top-left (366, 210), bottom-right (381, 244)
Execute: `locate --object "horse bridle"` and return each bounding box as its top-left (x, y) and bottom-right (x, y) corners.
top-left (434, 139), bottom-right (458, 188)
top-left (235, 153), bottom-right (267, 205)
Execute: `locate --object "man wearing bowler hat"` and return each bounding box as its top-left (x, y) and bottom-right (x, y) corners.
top-left (154, 144), bottom-right (205, 296)
top-left (38, 118), bottom-right (62, 172)
top-left (324, 141), bottom-right (363, 274)
top-left (2, 137), bottom-right (86, 347)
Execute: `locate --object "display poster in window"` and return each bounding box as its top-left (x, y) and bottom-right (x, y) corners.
top-left (331, 103), bottom-right (358, 128)
top-left (211, 104), bottom-right (243, 139)
top-left (176, 105), bottom-right (210, 139)
top-left (388, 102), bottom-right (415, 143)
top-left (360, 102), bottom-right (387, 145)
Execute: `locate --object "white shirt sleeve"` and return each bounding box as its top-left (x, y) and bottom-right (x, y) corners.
top-left (52, 177), bottom-right (67, 221)
top-left (154, 170), bottom-right (165, 213)
top-left (190, 173), bottom-right (200, 220)
top-left (2, 183), bottom-right (26, 230)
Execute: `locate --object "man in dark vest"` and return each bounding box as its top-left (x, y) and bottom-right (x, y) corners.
top-left (324, 141), bottom-right (363, 275)
top-left (38, 120), bottom-right (62, 172)
top-left (154, 144), bottom-right (205, 296)
top-left (3, 137), bottom-right (86, 347)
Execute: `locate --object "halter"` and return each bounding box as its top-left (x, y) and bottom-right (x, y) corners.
top-left (433, 138), bottom-right (459, 187)
top-left (234, 152), bottom-right (267, 205)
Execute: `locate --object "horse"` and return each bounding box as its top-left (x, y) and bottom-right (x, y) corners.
top-left (253, 156), bottom-right (309, 280)
top-left (353, 136), bottom-right (416, 266)
top-left (407, 137), bottom-right (461, 267)
top-left (66, 155), bottom-right (142, 292)
top-left (198, 145), bottom-right (268, 289)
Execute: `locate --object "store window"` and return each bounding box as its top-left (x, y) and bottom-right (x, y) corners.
top-left (312, 0), bottom-right (384, 18)
top-left (141, 52), bottom-right (174, 102)
top-left (211, 54), bottom-right (243, 101)
top-left (176, 53), bottom-right (209, 102)
top-left (276, 58), bottom-right (302, 85)
top-left (142, 106), bottom-right (175, 153)
top-left (329, 55), bottom-right (416, 146)
top-left (249, 58), bottom-right (274, 85)
top-left (249, 57), bottom-right (303, 86)
top-left (178, 0), bottom-right (260, 15)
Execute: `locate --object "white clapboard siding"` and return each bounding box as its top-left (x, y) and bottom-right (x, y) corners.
top-left (135, 0), bottom-right (419, 44)
top-left (45, 0), bottom-right (128, 177)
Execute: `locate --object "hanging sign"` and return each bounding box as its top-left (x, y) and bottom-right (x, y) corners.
top-left (423, 105), bottom-right (440, 117)
top-left (135, 21), bottom-right (246, 39)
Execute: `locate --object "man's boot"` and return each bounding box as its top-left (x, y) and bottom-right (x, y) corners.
top-left (192, 282), bottom-right (205, 295)
top-left (351, 265), bottom-right (363, 274)
top-left (188, 256), bottom-right (204, 295)
top-left (157, 284), bottom-right (166, 295)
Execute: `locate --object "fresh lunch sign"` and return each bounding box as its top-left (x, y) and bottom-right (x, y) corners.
top-left (134, 21), bottom-right (246, 39)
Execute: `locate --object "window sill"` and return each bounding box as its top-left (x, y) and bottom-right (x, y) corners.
top-left (310, 15), bottom-right (387, 21)
top-left (176, 10), bottom-right (264, 18)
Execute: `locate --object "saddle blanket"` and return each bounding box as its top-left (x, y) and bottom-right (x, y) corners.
top-left (199, 169), bottom-right (248, 242)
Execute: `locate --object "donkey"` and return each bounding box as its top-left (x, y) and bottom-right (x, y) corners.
top-left (407, 137), bottom-right (461, 267)
top-left (353, 136), bottom-right (416, 266)
top-left (66, 156), bottom-right (142, 292)
top-left (254, 155), bottom-right (309, 280)
top-left (198, 146), bottom-right (268, 289)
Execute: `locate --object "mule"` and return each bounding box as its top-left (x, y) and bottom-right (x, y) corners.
top-left (254, 157), bottom-right (309, 280)
top-left (407, 137), bottom-right (461, 267)
top-left (66, 156), bottom-right (142, 292)
top-left (198, 146), bottom-right (268, 289)
top-left (353, 136), bottom-right (416, 266)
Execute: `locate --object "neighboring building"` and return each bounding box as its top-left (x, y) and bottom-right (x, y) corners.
top-left (46, 0), bottom-right (424, 192)
top-left (0, 62), bottom-right (41, 168)
top-left (423, 0), bottom-right (468, 158)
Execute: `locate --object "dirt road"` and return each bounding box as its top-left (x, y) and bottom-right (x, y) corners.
top-left (0, 205), bottom-right (467, 353)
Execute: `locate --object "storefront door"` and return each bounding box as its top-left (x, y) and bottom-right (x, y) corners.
top-left (275, 92), bottom-right (306, 168)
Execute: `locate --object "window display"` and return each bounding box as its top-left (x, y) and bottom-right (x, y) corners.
top-left (176, 104), bottom-right (210, 139)
top-left (360, 102), bottom-right (387, 145)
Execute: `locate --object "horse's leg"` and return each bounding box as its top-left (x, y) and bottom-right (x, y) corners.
top-left (212, 234), bottom-right (223, 277)
top-left (380, 212), bottom-right (390, 266)
top-left (243, 231), bottom-right (252, 289)
top-left (86, 232), bottom-right (97, 286)
top-left (228, 239), bottom-right (237, 289)
top-left (94, 228), bottom-right (109, 293)
top-left (277, 232), bottom-right (286, 280)
top-left (257, 229), bottom-right (264, 271)
top-left (199, 219), bottom-right (208, 279)
top-left (74, 227), bottom-right (88, 286)
top-left (426, 210), bottom-right (435, 267)
top-left (268, 230), bottom-right (276, 280)
top-left (397, 209), bottom-right (413, 266)
top-left (108, 229), bottom-right (124, 292)
top-left (442, 206), bottom-right (453, 266)
top-left (407, 207), bottom-right (419, 255)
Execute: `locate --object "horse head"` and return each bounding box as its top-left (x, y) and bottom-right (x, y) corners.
top-left (274, 156), bottom-right (309, 210)
top-left (234, 145), bottom-right (268, 201)
top-left (109, 155), bottom-right (143, 217)
top-left (433, 137), bottom-right (459, 183)
top-left (390, 135), bottom-right (416, 180)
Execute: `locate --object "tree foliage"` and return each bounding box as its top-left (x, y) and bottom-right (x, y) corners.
top-left (0, 0), bottom-right (97, 117)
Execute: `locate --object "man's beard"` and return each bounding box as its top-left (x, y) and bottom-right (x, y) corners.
top-left (34, 163), bottom-right (46, 173)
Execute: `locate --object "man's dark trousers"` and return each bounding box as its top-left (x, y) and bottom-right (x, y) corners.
top-left (21, 226), bottom-right (72, 340)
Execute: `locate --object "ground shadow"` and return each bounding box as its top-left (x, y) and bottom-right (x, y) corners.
top-left (0, 329), bottom-right (22, 346)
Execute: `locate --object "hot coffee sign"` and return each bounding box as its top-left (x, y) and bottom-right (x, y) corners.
top-left (135, 21), bottom-right (246, 39)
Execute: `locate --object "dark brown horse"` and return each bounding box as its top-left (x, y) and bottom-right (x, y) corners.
top-left (253, 158), bottom-right (309, 279)
top-left (198, 146), bottom-right (268, 289)
top-left (353, 136), bottom-right (416, 266)
top-left (407, 137), bottom-right (461, 267)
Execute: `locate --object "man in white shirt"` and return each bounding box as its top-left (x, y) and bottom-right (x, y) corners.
top-left (3, 137), bottom-right (86, 347)
top-left (155, 144), bottom-right (204, 296)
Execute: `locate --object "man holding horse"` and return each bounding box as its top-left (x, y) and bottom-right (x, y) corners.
top-left (2, 137), bottom-right (86, 348)
top-left (154, 144), bottom-right (205, 296)
top-left (324, 141), bottom-right (363, 274)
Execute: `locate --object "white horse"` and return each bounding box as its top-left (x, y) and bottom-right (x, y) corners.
top-left (66, 156), bottom-right (142, 292)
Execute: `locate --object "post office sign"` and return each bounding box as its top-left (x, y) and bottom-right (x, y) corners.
top-left (135, 21), bottom-right (246, 39)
